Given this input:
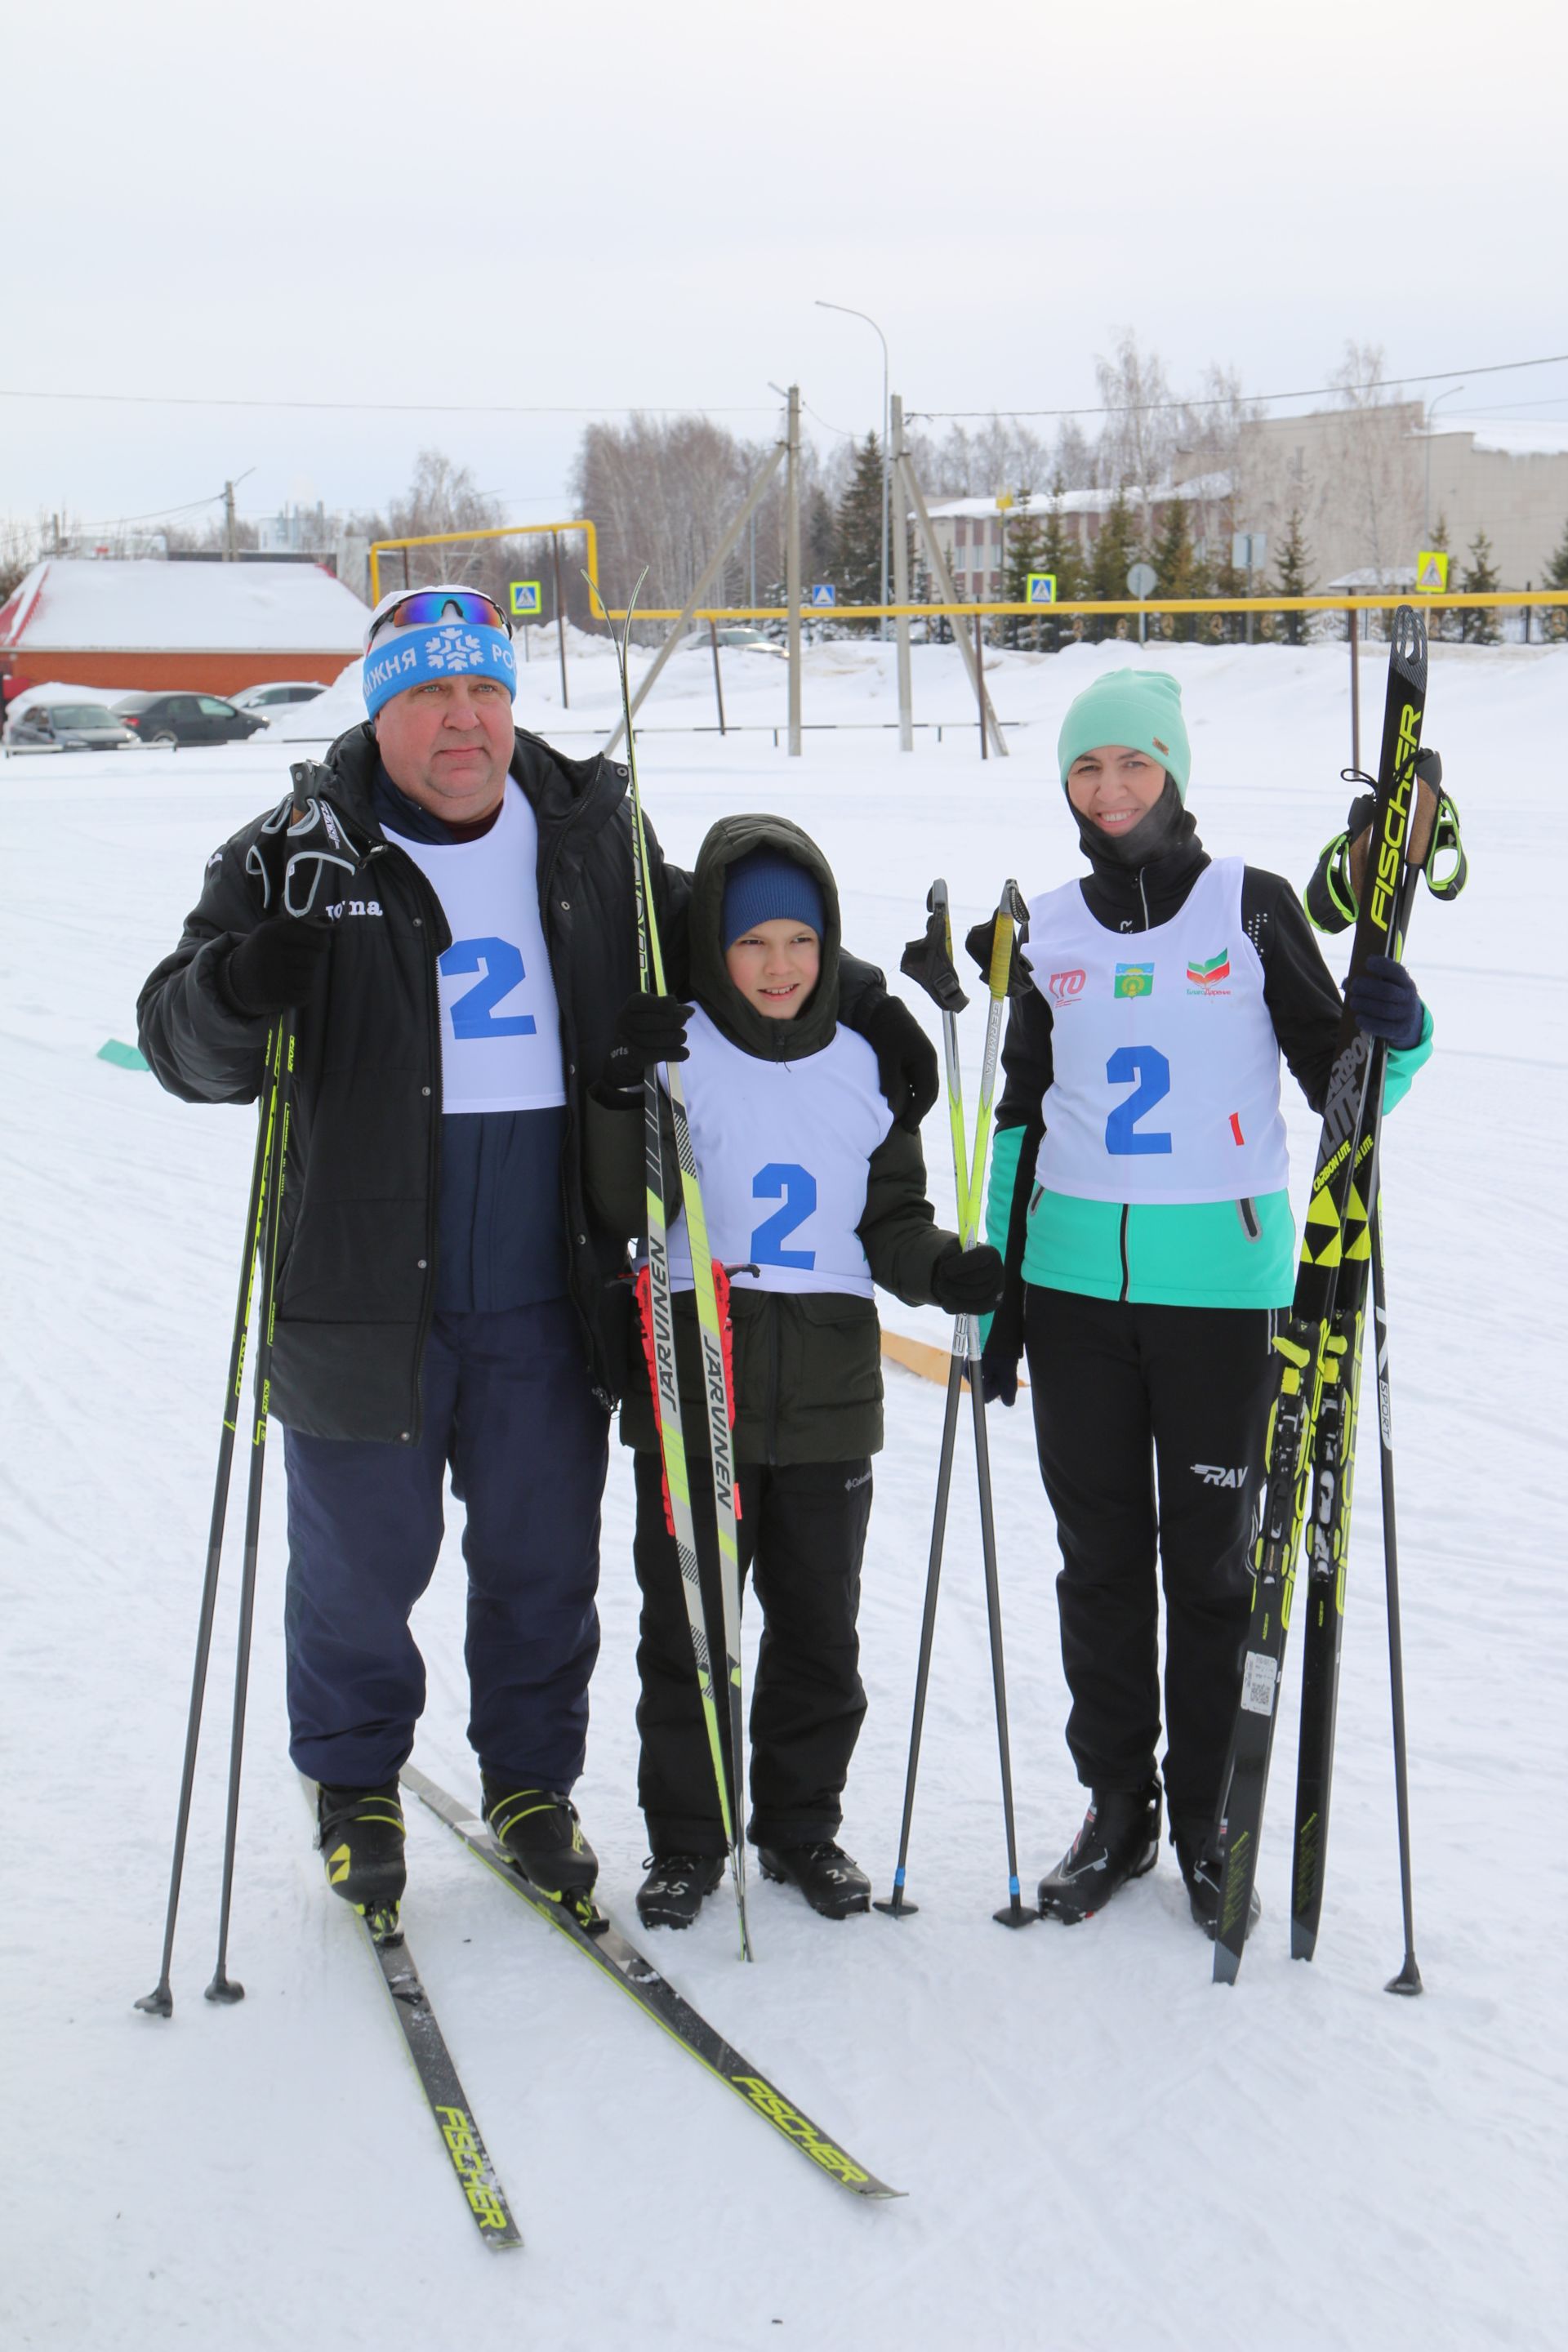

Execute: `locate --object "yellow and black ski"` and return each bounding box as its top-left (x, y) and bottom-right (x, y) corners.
top-left (1214, 606), bottom-right (1432, 1985)
top-left (403, 1766), bottom-right (902, 2202)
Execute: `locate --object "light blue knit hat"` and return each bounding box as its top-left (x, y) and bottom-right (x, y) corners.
top-left (1057, 670), bottom-right (1191, 800)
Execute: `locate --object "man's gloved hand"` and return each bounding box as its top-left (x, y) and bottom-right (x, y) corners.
top-left (930, 1241), bottom-right (1004, 1316)
top-left (1347, 954), bottom-right (1425, 1051)
top-left (604, 991), bottom-right (693, 1092)
top-left (224, 915), bottom-right (333, 1018)
top-left (246, 791), bottom-right (363, 918)
top-left (863, 997), bottom-right (939, 1130)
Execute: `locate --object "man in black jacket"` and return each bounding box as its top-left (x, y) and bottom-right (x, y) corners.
top-left (138, 584), bottom-right (935, 1932)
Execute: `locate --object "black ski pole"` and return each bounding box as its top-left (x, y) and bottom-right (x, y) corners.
top-left (873, 1347), bottom-right (964, 1920)
top-left (136, 1051), bottom-right (278, 2020)
top-left (966, 1322), bottom-right (1032, 1929)
top-left (206, 1011), bottom-right (296, 2004)
top-left (1370, 1178), bottom-right (1423, 1996)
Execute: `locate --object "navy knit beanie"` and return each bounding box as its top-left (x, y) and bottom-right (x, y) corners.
top-left (722, 850), bottom-right (825, 948)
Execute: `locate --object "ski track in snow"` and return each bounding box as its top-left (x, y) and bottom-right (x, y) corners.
top-left (2, 639), bottom-right (1564, 2352)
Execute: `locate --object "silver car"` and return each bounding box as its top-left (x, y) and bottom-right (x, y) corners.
top-left (4, 701), bottom-right (144, 754)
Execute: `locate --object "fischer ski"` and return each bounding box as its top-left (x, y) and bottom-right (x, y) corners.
top-left (1213, 605), bottom-right (1434, 1985)
top-left (360, 1920), bottom-right (523, 2250)
top-left (403, 1765), bottom-right (902, 2202)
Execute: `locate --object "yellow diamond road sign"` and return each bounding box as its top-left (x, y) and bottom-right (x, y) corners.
top-left (510, 581), bottom-right (543, 617)
top-left (1414, 551), bottom-right (1449, 594)
top-left (1027, 574), bottom-right (1058, 605)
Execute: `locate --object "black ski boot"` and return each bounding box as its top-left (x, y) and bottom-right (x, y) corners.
top-left (635, 1853), bottom-right (726, 1931)
top-left (317, 1780), bottom-right (406, 1936)
top-left (758, 1841), bottom-right (871, 1919)
top-left (480, 1779), bottom-right (598, 1901)
top-left (1173, 1822), bottom-right (1262, 1941)
top-left (1037, 1782), bottom-right (1161, 1922)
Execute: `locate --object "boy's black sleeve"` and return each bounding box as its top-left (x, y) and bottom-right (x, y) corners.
top-left (858, 1122), bottom-right (956, 1308)
top-left (1243, 867), bottom-right (1344, 1115)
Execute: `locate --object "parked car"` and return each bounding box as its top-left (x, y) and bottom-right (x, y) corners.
top-left (229, 680), bottom-right (328, 715)
top-left (4, 700), bottom-right (143, 753)
top-left (113, 693), bottom-right (267, 747)
top-left (679, 626), bottom-right (786, 658)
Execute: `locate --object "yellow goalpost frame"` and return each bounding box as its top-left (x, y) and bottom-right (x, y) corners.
top-left (368, 519), bottom-right (603, 616)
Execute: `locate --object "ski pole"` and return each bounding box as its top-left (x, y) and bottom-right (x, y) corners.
top-left (1370, 1176), bottom-right (1423, 1996)
top-left (962, 883), bottom-right (1032, 1929)
top-left (136, 1045), bottom-right (279, 2019)
top-left (206, 1009), bottom-right (296, 2004)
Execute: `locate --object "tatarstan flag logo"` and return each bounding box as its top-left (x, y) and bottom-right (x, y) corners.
top-left (1186, 949), bottom-right (1231, 989)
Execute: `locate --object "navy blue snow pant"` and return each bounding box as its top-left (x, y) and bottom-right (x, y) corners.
top-left (283, 1298), bottom-right (609, 1792)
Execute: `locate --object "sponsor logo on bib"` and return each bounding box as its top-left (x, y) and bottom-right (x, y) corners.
top-left (1048, 968), bottom-right (1087, 1005)
top-left (1186, 948), bottom-right (1232, 993)
top-left (1113, 963), bottom-right (1155, 999)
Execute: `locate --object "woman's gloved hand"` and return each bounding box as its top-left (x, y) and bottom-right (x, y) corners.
top-left (1347, 954), bottom-right (1425, 1051)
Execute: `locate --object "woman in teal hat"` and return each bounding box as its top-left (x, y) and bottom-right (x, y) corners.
top-left (979, 668), bottom-right (1433, 1938)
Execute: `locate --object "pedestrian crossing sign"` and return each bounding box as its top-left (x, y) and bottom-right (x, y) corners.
top-left (1414, 551), bottom-right (1449, 594)
top-left (809, 583), bottom-right (836, 607)
top-left (1027, 574), bottom-right (1058, 605)
top-left (509, 581), bottom-right (543, 617)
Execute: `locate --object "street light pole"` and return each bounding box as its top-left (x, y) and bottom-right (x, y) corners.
top-left (1423, 383), bottom-right (1467, 542)
top-left (815, 299), bottom-right (890, 640)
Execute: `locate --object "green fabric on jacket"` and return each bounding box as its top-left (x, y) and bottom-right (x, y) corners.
top-left (586, 812), bottom-right (956, 1462)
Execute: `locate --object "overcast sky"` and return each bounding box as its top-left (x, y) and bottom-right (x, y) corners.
top-left (6, 0), bottom-right (1563, 546)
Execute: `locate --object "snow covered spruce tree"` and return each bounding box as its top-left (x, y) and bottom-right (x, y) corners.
top-left (1459, 529), bottom-right (1501, 645)
top-left (1085, 488), bottom-right (1139, 642)
top-left (1270, 506), bottom-right (1315, 644)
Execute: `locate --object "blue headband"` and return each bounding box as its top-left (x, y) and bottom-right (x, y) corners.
top-left (363, 620), bottom-right (518, 719)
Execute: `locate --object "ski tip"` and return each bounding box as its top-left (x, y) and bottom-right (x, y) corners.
top-left (1212, 1944), bottom-right (1241, 1988)
top-left (1290, 1926), bottom-right (1318, 1964)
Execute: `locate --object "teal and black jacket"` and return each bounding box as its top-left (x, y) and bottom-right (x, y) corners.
top-left (983, 817), bottom-right (1432, 1343)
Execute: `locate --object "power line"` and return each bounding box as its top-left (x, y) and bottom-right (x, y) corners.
top-left (0, 387), bottom-right (775, 418)
top-left (910, 350), bottom-right (1568, 422)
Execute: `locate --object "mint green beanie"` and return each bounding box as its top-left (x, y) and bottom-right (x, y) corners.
top-left (1057, 669), bottom-right (1191, 801)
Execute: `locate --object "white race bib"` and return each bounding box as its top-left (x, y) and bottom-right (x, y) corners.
top-left (1028, 858), bottom-right (1290, 1205)
top-left (662, 1008), bottom-right (893, 1296)
top-left (385, 781), bottom-right (566, 1116)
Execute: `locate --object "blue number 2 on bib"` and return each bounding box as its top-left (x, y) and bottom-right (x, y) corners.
top-left (1104, 1045), bottom-right (1172, 1156)
top-left (440, 936), bottom-right (537, 1039)
top-left (751, 1163), bottom-right (817, 1268)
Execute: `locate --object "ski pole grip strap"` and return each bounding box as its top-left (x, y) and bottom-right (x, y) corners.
top-left (1424, 795), bottom-right (1468, 901)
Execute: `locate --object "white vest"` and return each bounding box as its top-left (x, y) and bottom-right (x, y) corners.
top-left (662, 1007), bottom-right (893, 1297)
top-left (1028, 858), bottom-right (1290, 1205)
top-left (385, 781), bottom-right (567, 1116)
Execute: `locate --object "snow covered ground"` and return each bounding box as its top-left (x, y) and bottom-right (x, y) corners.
top-left (3, 636), bottom-right (1564, 2351)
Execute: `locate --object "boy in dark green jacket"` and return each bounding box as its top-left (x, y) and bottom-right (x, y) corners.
top-left (589, 813), bottom-right (1001, 1927)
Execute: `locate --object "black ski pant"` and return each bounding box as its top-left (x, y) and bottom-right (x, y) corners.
top-left (631, 1450), bottom-right (873, 1857)
top-left (1022, 1284), bottom-right (1275, 1842)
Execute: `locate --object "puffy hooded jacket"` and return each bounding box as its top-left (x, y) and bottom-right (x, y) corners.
top-left (588, 812), bottom-right (957, 1463)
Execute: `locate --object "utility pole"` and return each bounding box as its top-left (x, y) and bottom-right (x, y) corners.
top-left (224, 481), bottom-right (238, 562)
top-left (786, 384), bottom-right (802, 757)
top-left (891, 393), bottom-right (913, 751)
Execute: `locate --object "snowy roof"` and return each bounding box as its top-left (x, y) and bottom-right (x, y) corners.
top-left (920, 474), bottom-right (1232, 521)
top-left (1439, 418), bottom-right (1568, 458)
top-left (1325, 566), bottom-right (1419, 590)
top-left (0, 559), bottom-right (369, 653)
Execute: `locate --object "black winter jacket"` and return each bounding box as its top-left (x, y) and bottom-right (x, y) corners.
top-left (138, 724), bottom-right (898, 1445)
top-left (586, 813), bottom-right (957, 1464)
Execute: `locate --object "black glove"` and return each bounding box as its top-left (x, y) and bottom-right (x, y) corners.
top-left (862, 997), bottom-right (939, 1132)
top-left (603, 991), bottom-right (692, 1091)
top-left (930, 1241), bottom-right (1005, 1316)
top-left (1347, 953), bottom-right (1425, 1051)
top-left (224, 915), bottom-right (332, 1018)
top-left (979, 1337), bottom-right (1020, 1409)
top-left (963, 912), bottom-right (1034, 997)
top-left (246, 790), bottom-right (363, 918)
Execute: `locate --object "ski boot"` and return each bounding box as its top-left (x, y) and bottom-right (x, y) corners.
top-left (635, 1853), bottom-right (727, 1931)
top-left (758, 1841), bottom-right (871, 1919)
top-left (480, 1779), bottom-right (599, 1904)
top-left (1037, 1782), bottom-right (1161, 1922)
top-left (317, 1780), bottom-right (406, 1940)
top-left (1173, 1821), bottom-right (1262, 1942)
